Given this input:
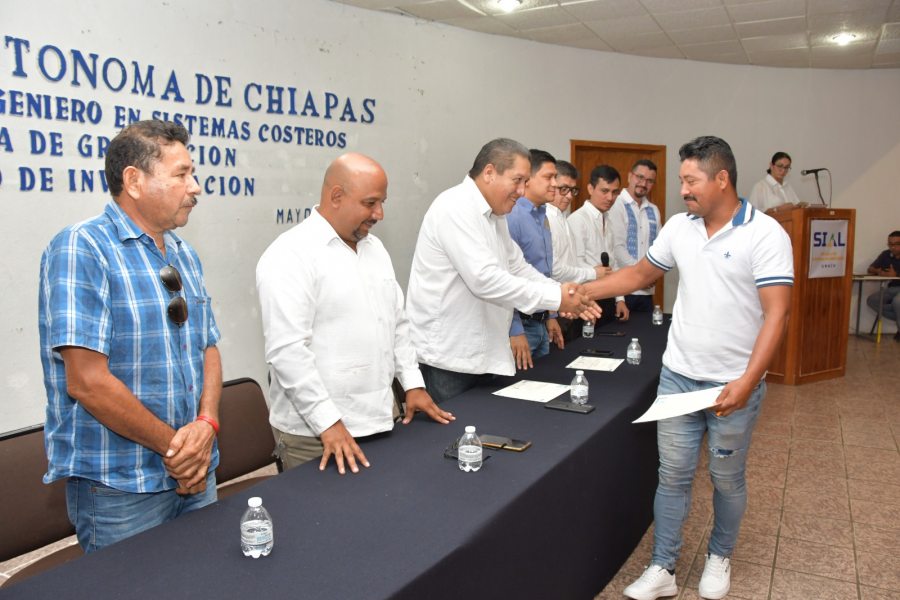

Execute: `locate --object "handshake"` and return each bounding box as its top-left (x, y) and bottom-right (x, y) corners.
top-left (559, 282), bottom-right (602, 321)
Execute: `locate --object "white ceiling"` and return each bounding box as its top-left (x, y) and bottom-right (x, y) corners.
top-left (331, 0), bottom-right (900, 69)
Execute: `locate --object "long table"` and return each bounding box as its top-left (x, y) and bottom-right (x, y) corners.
top-left (2, 318), bottom-right (667, 600)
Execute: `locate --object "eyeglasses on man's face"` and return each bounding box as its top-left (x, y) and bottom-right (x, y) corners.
top-left (557, 185), bottom-right (580, 198)
top-left (633, 173), bottom-right (657, 185)
top-left (159, 265), bottom-right (188, 325)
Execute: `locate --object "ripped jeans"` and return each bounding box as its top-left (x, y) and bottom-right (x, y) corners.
top-left (650, 366), bottom-right (764, 570)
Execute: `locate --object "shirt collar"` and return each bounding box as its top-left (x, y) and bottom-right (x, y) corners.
top-left (516, 196), bottom-right (546, 215)
top-left (686, 198), bottom-right (755, 228)
top-left (582, 200), bottom-right (604, 221)
top-left (619, 189), bottom-right (638, 206)
top-left (765, 173), bottom-right (783, 188)
top-left (104, 201), bottom-right (183, 249)
top-left (463, 176), bottom-right (495, 219)
top-left (305, 206), bottom-right (372, 249)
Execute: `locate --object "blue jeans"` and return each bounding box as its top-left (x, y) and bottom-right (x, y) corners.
top-left (651, 366), bottom-right (764, 570)
top-left (66, 471), bottom-right (217, 553)
top-left (522, 319), bottom-right (549, 358)
top-left (420, 363), bottom-right (494, 404)
top-left (867, 286), bottom-right (900, 329)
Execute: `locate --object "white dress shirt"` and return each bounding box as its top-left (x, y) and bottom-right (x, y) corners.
top-left (546, 204), bottom-right (595, 284)
top-left (568, 200), bottom-right (615, 269)
top-left (406, 176), bottom-right (562, 376)
top-left (748, 174), bottom-right (801, 213)
top-left (607, 188), bottom-right (661, 296)
top-left (256, 207), bottom-right (425, 438)
top-left (567, 201), bottom-right (625, 303)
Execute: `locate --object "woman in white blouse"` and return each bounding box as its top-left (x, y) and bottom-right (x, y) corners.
top-left (749, 151), bottom-right (803, 212)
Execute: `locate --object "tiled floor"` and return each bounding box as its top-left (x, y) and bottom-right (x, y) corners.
top-left (2, 337), bottom-right (897, 597)
top-left (596, 334), bottom-right (900, 600)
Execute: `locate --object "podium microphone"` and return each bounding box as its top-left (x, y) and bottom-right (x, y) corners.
top-left (601, 252), bottom-right (610, 267)
top-left (801, 168), bottom-right (827, 176)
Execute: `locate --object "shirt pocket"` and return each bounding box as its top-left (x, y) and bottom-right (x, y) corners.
top-left (188, 295), bottom-right (212, 350)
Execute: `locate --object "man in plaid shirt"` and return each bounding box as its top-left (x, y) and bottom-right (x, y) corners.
top-left (38, 120), bottom-right (222, 552)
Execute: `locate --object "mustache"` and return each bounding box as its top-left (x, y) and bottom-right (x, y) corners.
top-left (683, 195), bottom-right (697, 202)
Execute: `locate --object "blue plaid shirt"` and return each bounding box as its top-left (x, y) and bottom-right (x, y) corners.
top-left (39, 201), bottom-right (221, 493)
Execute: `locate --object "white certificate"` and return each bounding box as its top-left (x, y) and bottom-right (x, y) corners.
top-left (566, 356), bottom-right (624, 372)
top-left (492, 380), bottom-right (571, 403)
top-left (632, 386), bottom-right (724, 423)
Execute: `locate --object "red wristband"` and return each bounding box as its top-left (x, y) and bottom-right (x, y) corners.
top-left (196, 415), bottom-right (219, 435)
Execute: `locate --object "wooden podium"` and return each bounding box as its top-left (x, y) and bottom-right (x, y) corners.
top-left (767, 205), bottom-right (856, 385)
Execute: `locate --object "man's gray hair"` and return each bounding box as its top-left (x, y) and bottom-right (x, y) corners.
top-left (468, 138), bottom-right (530, 179)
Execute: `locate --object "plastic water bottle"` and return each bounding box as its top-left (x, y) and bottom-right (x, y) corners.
top-left (652, 305), bottom-right (664, 325)
top-left (570, 370), bottom-right (589, 405)
top-left (582, 319), bottom-right (594, 338)
top-left (240, 497), bottom-right (274, 558)
top-left (627, 338), bottom-right (642, 365)
top-left (458, 426), bottom-right (483, 472)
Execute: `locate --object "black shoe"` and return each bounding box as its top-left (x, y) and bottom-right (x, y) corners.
top-left (894, 331), bottom-right (900, 342)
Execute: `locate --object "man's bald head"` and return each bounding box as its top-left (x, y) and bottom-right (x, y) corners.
top-left (319, 153), bottom-right (388, 250)
top-left (321, 153), bottom-right (386, 198)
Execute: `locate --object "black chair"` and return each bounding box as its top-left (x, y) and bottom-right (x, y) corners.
top-left (0, 425), bottom-right (83, 588)
top-left (215, 377), bottom-right (280, 497)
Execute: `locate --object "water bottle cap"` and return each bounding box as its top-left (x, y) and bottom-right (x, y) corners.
top-left (655, 305), bottom-right (661, 309)
top-left (576, 370), bottom-right (584, 375)
top-left (248, 497), bottom-right (262, 508)
top-left (465, 425), bottom-right (476, 433)
top-left (631, 338), bottom-right (639, 342)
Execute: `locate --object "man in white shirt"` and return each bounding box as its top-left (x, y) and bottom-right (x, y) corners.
top-left (568, 165), bottom-right (629, 323)
top-left (547, 161), bottom-right (606, 285)
top-left (548, 160), bottom-right (608, 340)
top-left (406, 138), bottom-right (601, 402)
top-left (583, 137), bottom-right (793, 600)
top-left (608, 159), bottom-right (662, 313)
top-left (748, 151), bottom-right (803, 213)
top-left (256, 154), bottom-right (454, 475)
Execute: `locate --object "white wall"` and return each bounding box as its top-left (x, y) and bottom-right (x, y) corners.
top-left (2, 0), bottom-right (898, 433)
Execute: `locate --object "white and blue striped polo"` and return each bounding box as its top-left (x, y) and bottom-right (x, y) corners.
top-left (646, 199), bottom-right (794, 382)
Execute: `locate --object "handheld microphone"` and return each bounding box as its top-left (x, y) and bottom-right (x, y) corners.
top-left (601, 252), bottom-right (610, 267)
top-left (801, 168), bottom-right (827, 176)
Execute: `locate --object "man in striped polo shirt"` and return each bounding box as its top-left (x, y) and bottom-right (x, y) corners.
top-left (584, 136), bottom-right (793, 600)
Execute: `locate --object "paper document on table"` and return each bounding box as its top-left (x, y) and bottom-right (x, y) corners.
top-left (632, 386), bottom-right (724, 423)
top-left (566, 356), bottom-right (624, 372)
top-left (493, 380), bottom-right (571, 403)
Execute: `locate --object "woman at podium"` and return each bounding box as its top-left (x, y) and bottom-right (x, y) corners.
top-left (749, 151), bottom-right (803, 213)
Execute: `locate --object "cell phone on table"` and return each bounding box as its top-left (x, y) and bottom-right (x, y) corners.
top-left (581, 349), bottom-right (613, 357)
top-left (479, 434), bottom-right (533, 452)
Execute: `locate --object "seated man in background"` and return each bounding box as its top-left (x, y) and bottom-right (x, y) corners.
top-left (39, 120), bottom-right (222, 552)
top-left (568, 164), bottom-right (629, 325)
top-left (406, 138), bottom-right (601, 402)
top-left (866, 230), bottom-right (900, 341)
top-left (256, 153), bottom-right (454, 475)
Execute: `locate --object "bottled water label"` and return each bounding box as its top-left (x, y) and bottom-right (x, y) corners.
top-left (582, 321), bottom-right (594, 338)
top-left (571, 384), bottom-right (589, 405)
top-left (627, 349), bottom-right (642, 365)
top-left (652, 310), bottom-right (663, 325)
top-left (241, 520), bottom-right (274, 558)
top-left (458, 444), bottom-right (482, 472)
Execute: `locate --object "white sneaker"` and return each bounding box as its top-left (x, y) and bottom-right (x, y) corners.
top-left (623, 565), bottom-right (678, 600)
top-left (698, 554), bottom-right (731, 599)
